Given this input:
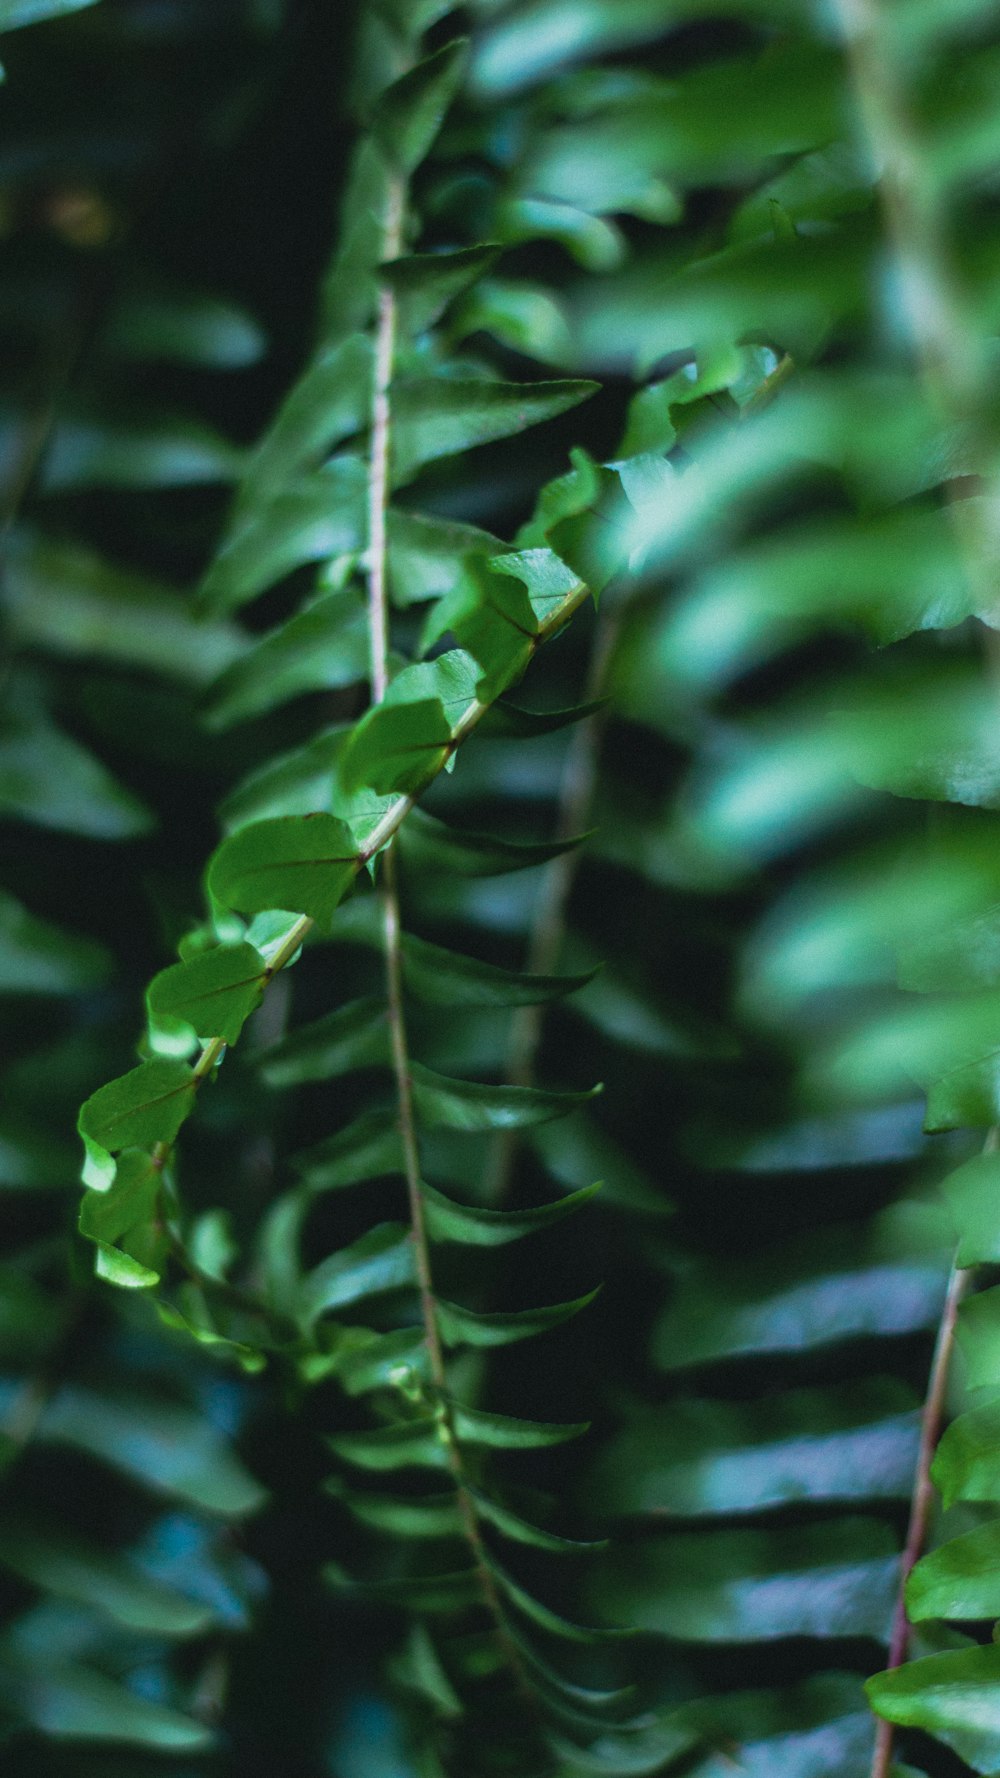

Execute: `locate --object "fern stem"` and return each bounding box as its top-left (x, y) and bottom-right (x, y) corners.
top-left (367, 168), bottom-right (405, 704)
top-left (870, 1252), bottom-right (971, 1778)
top-left (362, 132), bottom-right (537, 1701)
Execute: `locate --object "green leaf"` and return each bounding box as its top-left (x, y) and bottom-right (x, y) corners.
top-left (435, 1287), bottom-right (599, 1348)
top-left (402, 933), bottom-right (594, 1010)
top-left (595, 1519), bottom-right (897, 1643)
top-left (2, 1657), bottom-right (214, 1750)
top-left (907, 1519), bottom-right (1000, 1621)
top-left (401, 807), bottom-right (588, 876)
top-left (339, 698), bottom-right (453, 798)
top-left (200, 456), bottom-right (367, 614)
top-left (326, 1324), bottom-right (430, 1396)
top-left (297, 1223), bottom-right (417, 1328)
top-left (383, 243), bottom-right (501, 334)
top-left (956, 1285), bottom-right (1000, 1389)
top-left (867, 1647), bottom-right (1000, 1770)
top-left (3, 532), bottom-right (247, 686)
top-left (479, 696), bottom-right (607, 740)
top-left (586, 1380), bottom-right (921, 1517)
top-left (468, 0), bottom-right (672, 97)
top-left (258, 996), bottom-right (389, 1087)
top-left (652, 1205), bottom-right (950, 1368)
top-left (470, 1487), bottom-right (605, 1554)
top-left (37, 1386), bottom-right (267, 1515)
top-left (42, 409), bottom-right (244, 491)
top-left (325, 1561), bottom-right (481, 1613)
top-left (941, 1151), bottom-right (1000, 1265)
top-left (103, 285), bottom-right (265, 369)
top-left (490, 1560), bottom-right (615, 1644)
top-left (0, 0), bottom-right (101, 29)
top-left (934, 1401), bottom-right (1000, 1508)
top-left (391, 376), bottom-right (598, 482)
top-left (147, 942), bottom-right (268, 1048)
top-left (447, 1399), bottom-right (589, 1449)
top-left (78, 1149), bottom-right (160, 1248)
top-left (548, 468), bottom-right (635, 600)
top-left (509, 1626), bottom-right (633, 1715)
top-left (454, 275), bottom-right (574, 361)
top-left (497, 196), bottom-right (625, 272)
top-left (328, 1418), bottom-right (451, 1473)
top-left (203, 590), bottom-right (369, 729)
top-left (389, 1621), bottom-right (464, 1719)
top-left (410, 1061), bottom-right (598, 1132)
top-left (235, 333), bottom-right (372, 512)
top-left (95, 1243), bottom-right (160, 1289)
top-left (208, 813), bottom-right (359, 929)
top-left (372, 39), bottom-right (468, 174)
top-left (387, 506), bottom-right (499, 609)
top-left (834, 673), bottom-right (1000, 811)
top-left (675, 1676), bottom-right (882, 1778)
top-left (327, 1482), bottom-right (462, 1540)
top-left (422, 1180), bottom-right (601, 1245)
top-left (338, 651), bottom-right (481, 796)
top-left (156, 1294), bottom-right (267, 1373)
top-left (0, 1518), bottom-right (213, 1636)
top-left (553, 1719), bottom-right (699, 1777)
top-left (221, 727), bottom-right (349, 829)
top-left (0, 714), bottom-right (151, 838)
top-left (294, 1106), bottom-right (405, 1191)
top-left (0, 890), bottom-right (109, 995)
top-left (79, 1057), bottom-right (197, 1163)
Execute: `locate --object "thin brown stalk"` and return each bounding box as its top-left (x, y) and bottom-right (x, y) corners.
top-left (870, 1254), bottom-right (971, 1778)
top-left (364, 146), bottom-right (535, 1696)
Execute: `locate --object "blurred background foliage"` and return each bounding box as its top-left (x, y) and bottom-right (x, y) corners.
top-left (3, 1), bottom-right (1000, 1775)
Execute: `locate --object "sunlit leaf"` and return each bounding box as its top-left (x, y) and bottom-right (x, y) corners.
top-left (867, 1647), bottom-right (1000, 1770)
top-left (208, 813), bottom-right (359, 928)
top-left (147, 943), bottom-right (268, 1047)
top-left (934, 1401), bottom-right (1000, 1509)
top-left (907, 1520), bottom-right (1000, 1621)
top-left (79, 1057), bottom-right (197, 1164)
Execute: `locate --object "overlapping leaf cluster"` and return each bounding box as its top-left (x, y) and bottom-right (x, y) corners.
top-left (64, 2), bottom-right (658, 1773)
top-left (0, 0), bottom-right (291, 1761)
top-left (538, 0), bottom-right (1000, 1773)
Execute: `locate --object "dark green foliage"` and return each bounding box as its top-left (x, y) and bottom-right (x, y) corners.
top-left (3, 0), bottom-right (1000, 1775)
